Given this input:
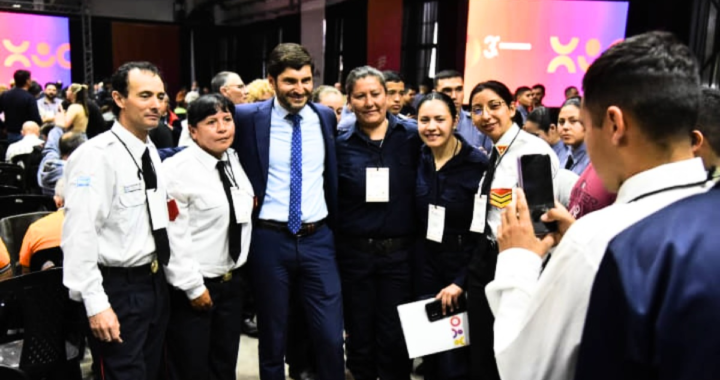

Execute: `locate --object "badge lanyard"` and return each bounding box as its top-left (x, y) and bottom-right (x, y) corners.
top-left (628, 180), bottom-right (708, 203)
top-left (111, 131), bottom-right (151, 183)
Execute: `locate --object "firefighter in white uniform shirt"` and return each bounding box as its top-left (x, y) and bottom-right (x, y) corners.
top-left (162, 94), bottom-right (254, 380)
top-left (463, 80), bottom-right (559, 380)
top-left (62, 61), bottom-right (170, 380)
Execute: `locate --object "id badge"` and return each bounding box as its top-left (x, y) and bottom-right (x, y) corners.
top-left (469, 195), bottom-right (488, 234)
top-left (231, 187), bottom-right (253, 224)
top-left (147, 190), bottom-right (169, 230)
top-left (426, 205), bottom-right (445, 243)
top-left (366, 167), bottom-right (390, 203)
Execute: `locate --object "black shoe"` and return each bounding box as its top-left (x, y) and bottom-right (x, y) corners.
top-left (242, 317), bottom-right (259, 338)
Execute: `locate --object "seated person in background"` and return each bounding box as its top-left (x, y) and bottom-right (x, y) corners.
top-left (5, 121), bottom-right (43, 163)
top-left (0, 239), bottom-right (11, 281)
top-left (246, 79), bottom-right (275, 103)
top-left (19, 178), bottom-right (65, 273)
top-left (37, 131), bottom-right (86, 196)
top-left (693, 87), bottom-right (720, 180)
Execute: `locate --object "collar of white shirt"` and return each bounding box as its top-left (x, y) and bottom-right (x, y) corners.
top-left (188, 143), bottom-right (228, 171)
top-left (111, 121), bottom-right (152, 161)
top-left (272, 96), bottom-right (311, 122)
top-left (615, 157), bottom-right (706, 204)
top-left (495, 123), bottom-right (522, 147)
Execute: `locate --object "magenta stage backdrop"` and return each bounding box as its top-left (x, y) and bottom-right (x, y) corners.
top-left (0, 11), bottom-right (71, 87)
top-left (464, 0), bottom-right (629, 107)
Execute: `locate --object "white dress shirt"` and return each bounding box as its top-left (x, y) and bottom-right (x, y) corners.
top-left (485, 158), bottom-right (708, 380)
top-left (163, 144), bottom-right (253, 300)
top-left (484, 124), bottom-right (560, 239)
top-left (5, 134), bottom-right (43, 163)
top-left (62, 122), bottom-right (167, 317)
top-left (259, 97), bottom-right (328, 223)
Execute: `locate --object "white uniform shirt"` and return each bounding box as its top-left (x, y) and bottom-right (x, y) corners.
top-left (483, 124), bottom-right (560, 239)
top-left (485, 158), bottom-right (708, 380)
top-left (163, 144), bottom-right (253, 300)
top-left (62, 122), bottom-right (168, 317)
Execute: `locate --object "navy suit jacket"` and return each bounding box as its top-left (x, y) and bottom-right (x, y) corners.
top-left (575, 182), bottom-right (720, 380)
top-left (232, 98), bottom-right (339, 229)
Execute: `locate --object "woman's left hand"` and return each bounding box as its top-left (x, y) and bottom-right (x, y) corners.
top-left (435, 284), bottom-right (464, 315)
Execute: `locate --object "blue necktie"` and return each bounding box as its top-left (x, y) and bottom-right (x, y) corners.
top-left (287, 113), bottom-right (303, 234)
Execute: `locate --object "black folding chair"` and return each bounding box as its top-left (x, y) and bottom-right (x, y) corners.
top-left (0, 164), bottom-right (24, 190)
top-left (0, 195), bottom-right (56, 220)
top-left (0, 365), bottom-right (29, 380)
top-left (0, 185), bottom-right (23, 197)
top-left (0, 212), bottom-right (53, 274)
top-left (29, 247), bottom-right (63, 272)
top-left (0, 140), bottom-right (8, 165)
top-left (10, 147), bottom-right (43, 193)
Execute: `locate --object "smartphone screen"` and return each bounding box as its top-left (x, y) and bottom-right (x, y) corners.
top-left (518, 154), bottom-right (557, 235)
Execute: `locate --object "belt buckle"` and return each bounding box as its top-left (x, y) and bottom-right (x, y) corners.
top-left (150, 259), bottom-right (159, 274)
top-left (222, 272), bottom-right (233, 282)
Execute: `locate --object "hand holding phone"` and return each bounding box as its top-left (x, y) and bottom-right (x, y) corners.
top-left (518, 154), bottom-right (558, 236)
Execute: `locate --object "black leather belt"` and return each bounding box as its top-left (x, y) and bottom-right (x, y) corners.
top-left (256, 219), bottom-right (326, 237)
top-left (204, 267), bottom-right (242, 284)
top-left (337, 235), bottom-right (414, 254)
top-left (425, 233), bottom-right (477, 252)
top-left (99, 259), bottom-right (159, 280)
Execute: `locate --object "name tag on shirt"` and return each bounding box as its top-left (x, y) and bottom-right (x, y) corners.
top-left (427, 205), bottom-right (445, 243)
top-left (366, 167), bottom-right (390, 203)
top-left (124, 182), bottom-right (142, 193)
top-left (231, 187), bottom-right (253, 224)
top-left (147, 190), bottom-right (169, 230)
top-left (469, 195), bottom-right (487, 234)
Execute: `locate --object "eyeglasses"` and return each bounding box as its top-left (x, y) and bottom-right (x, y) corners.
top-left (471, 100), bottom-right (506, 116)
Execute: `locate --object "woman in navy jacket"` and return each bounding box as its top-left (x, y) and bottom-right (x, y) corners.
top-left (415, 92), bottom-right (488, 380)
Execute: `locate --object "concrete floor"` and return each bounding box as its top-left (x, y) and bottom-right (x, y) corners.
top-left (80, 335), bottom-right (423, 379)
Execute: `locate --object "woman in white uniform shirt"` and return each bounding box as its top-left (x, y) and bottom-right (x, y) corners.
top-left (464, 80), bottom-right (559, 380)
top-left (163, 94), bottom-right (254, 380)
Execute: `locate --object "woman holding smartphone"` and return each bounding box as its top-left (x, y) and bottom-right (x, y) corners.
top-left (415, 92), bottom-right (488, 379)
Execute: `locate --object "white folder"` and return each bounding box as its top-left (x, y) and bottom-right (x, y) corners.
top-left (397, 298), bottom-right (471, 359)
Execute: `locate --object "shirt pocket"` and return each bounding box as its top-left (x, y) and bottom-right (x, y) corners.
top-left (194, 196), bottom-right (224, 211)
top-left (118, 190), bottom-right (146, 208)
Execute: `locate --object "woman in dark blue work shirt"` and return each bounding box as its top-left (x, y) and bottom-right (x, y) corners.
top-left (415, 92), bottom-right (488, 380)
top-left (335, 66), bottom-right (422, 380)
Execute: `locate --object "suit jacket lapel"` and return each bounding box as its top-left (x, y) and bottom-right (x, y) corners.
top-left (255, 99), bottom-right (273, 186)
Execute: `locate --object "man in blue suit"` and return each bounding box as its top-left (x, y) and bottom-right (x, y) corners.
top-left (575, 182), bottom-right (720, 380)
top-left (232, 43), bottom-right (344, 380)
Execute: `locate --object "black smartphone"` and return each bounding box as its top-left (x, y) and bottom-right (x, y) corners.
top-left (425, 295), bottom-right (467, 322)
top-left (518, 154), bottom-right (558, 236)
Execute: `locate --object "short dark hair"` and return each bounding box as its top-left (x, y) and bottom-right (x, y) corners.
top-left (382, 71), bottom-right (404, 84)
top-left (434, 70), bottom-right (463, 88)
top-left (44, 82), bottom-right (58, 90)
top-left (582, 31), bottom-right (700, 144)
top-left (13, 70), bottom-right (31, 87)
top-left (266, 43), bottom-right (314, 79)
top-left (59, 131), bottom-right (87, 157)
top-left (697, 87), bottom-right (720, 154)
top-left (515, 86), bottom-right (532, 100)
top-left (211, 71), bottom-right (237, 93)
top-left (345, 66), bottom-right (386, 95)
top-left (532, 84), bottom-right (546, 94)
top-left (526, 106), bottom-right (553, 133)
top-left (469, 80), bottom-right (514, 107)
top-left (28, 81), bottom-right (42, 97)
top-left (564, 86), bottom-right (578, 96)
top-left (417, 92), bottom-right (458, 121)
top-left (111, 61), bottom-right (161, 117)
top-left (187, 93), bottom-right (235, 127)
